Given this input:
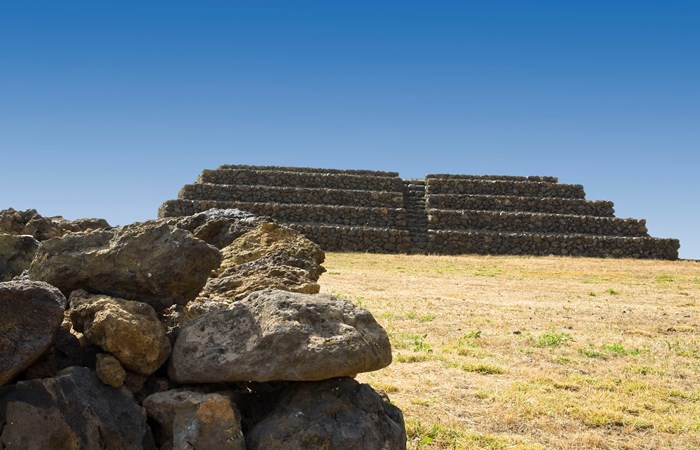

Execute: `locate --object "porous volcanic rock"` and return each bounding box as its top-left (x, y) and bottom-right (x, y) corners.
top-left (246, 377), bottom-right (406, 450)
top-left (161, 208), bottom-right (267, 249)
top-left (0, 208), bottom-right (109, 241)
top-left (193, 222), bottom-right (325, 308)
top-left (169, 289), bottom-right (392, 383)
top-left (0, 233), bottom-right (39, 281)
top-left (144, 389), bottom-right (245, 450)
top-left (0, 367), bottom-right (149, 449)
top-left (96, 353), bottom-right (127, 388)
top-left (29, 221), bottom-right (222, 309)
top-left (0, 280), bottom-right (66, 386)
top-left (69, 290), bottom-right (172, 375)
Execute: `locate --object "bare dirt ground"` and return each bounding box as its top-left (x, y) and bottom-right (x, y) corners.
top-left (319, 253), bottom-right (700, 450)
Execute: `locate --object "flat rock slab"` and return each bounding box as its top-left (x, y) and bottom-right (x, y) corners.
top-left (29, 221), bottom-right (221, 309)
top-left (247, 377), bottom-right (406, 450)
top-left (169, 289), bottom-right (392, 383)
top-left (0, 367), bottom-right (149, 449)
top-left (0, 280), bottom-right (66, 386)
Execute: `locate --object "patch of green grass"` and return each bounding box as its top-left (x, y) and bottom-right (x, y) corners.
top-left (461, 362), bottom-right (505, 374)
top-left (534, 331), bottom-right (573, 348)
top-left (390, 332), bottom-right (433, 352)
top-left (580, 347), bottom-right (607, 359)
top-left (606, 288), bottom-right (620, 295)
top-left (406, 310), bottom-right (418, 319)
top-left (463, 330), bottom-right (482, 339)
top-left (656, 274), bottom-right (675, 283)
top-left (588, 291), bottom-right (597, 296)
top-left (418, 314), bottom-right (435, 322)
top-left (601, 342), bottom-right (627, 355)
top-left (406, 419), bottom-right (545, 449)
top-left (396, 353), bottom-right (432, 363)
top-left (473, 266), bottom-right (502, 277)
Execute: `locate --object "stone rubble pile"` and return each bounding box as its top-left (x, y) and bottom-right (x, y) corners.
top-left (0, 208), bottom-right (405, 450)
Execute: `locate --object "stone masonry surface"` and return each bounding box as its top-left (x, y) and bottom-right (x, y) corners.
top-left (160, 165), bottom-right (680, 259)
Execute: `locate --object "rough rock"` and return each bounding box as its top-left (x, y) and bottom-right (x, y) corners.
top-left (161, 208), bottom-right (267, 249)
top-left (0, 234), bottom-right (39, 281)
top-left (169, 290), bottom-right (392, 383)
top-left (29, 221), bottom-right (222, 309)
top-left (144, 389), bottom-right (245, 450)
top-left (69, 290), bottom-right (172, 375)
top-left (194, 222), bottom-right (325, 307)
top-left (0, 367), bottom-right (149, 449)
top-left (96, 353), bottom-right (127, 388)
top-left (0, 207), bottom-right (109, 241)
top-left (21, 326), bottom-right (83, 380)
top-left (0, 280), bottom-right (66, 386)
top-left (246, 377), bottom-right (406, 450)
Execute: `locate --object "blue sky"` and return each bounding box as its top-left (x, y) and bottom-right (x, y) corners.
top-left (1, 1), bottom-right (698, 259)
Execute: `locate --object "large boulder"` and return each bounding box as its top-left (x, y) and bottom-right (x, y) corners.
top-left (21, 326), bottom-right (83, 380)
top-left (69, 290), bottom-right (172, 375)
top-left (143, 389), bottom-right (245, 450)
top-left (247, 378), bottom-right (406, 450)
top-left (161, 208), bottom-right (267, 249)
top-left (0, 234), bottom-right (39, 281)
top-left (0, 367), bottom-right (150, 449)
top-left (169, 290), bottom-right (392, 383)
top-left (29, 221), bottom-right (222, 309)
top-left (0, 280), bottom-right (66, 386)
top-left (0, 208), bottom-right (109, 241)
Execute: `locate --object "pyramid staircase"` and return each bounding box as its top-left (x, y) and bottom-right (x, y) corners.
top-left (159, 165), bottom-right (680, 259)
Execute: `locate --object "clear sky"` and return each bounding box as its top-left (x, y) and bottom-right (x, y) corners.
top-left (1, 1), bottom-right (698, 259)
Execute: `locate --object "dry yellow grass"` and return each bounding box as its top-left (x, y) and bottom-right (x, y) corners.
top-left (319, 253), bottom-right (700, 450)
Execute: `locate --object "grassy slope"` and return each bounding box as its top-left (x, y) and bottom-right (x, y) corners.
top-left (319, 253), bottom-right (700, 450)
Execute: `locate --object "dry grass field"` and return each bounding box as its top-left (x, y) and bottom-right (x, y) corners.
top-left (319, 253), bottom-right (700, 450)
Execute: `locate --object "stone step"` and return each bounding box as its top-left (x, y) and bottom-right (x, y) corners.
top-left (427, 174), bottom-right (558, 183)
top-left (426, 179), bottom-right (584, 199)
top-left (178, 183), bottom-right (403, 208)
top-left (199, 168), bottom-right (403, 192)
top-left (219, 164), bottom-right (399, 177)
top-left (428, 229), bottom-right (679, 259)
top-left (426, 194), bottom-right (614, 217)
top-left (159, 199), bottom-right (406, 228)
top-left (428, 209), bottom-right (648, 237)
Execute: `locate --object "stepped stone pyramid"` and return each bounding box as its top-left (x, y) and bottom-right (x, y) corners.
top-left (159, 164), bottom-right (680, 259)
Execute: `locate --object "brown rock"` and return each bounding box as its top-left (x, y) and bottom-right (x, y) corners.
top-left (0, 208), bottom-right (109, 241)
top-left (96, 353), bottom-right (126, 388)
top-left (69, 290), bottom-right (171, 375)
top-left (169, 290), bottom-right (392, 383)
top-left (0, 280), bottom-right (66, 386)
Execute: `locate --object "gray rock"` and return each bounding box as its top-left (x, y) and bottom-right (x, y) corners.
top-left (0, 208), bottom-right (109, 241)
top-left (21, 326), bottom-right (83, 380)
top-left (247, 378), bottom-right (406, 450)
top-left (161, 208), bottom-right (266, 249)
top-left (69, 290), bottom-right (172, 375)
top-left (0, 234), bottom-right (39, 282)
top-left (143, 389), bottom-right (245, 450)
top-left (0, 280), bottom-right (66, 386)
top-left (169, 290), bottom-right (391, 383)
top-left (0, 367), bottom-right (149, 449)
top-left (29, 221), bottom-right (222, 309)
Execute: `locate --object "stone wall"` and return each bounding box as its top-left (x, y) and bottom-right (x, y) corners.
top-left (427, 174), bottom-right (558, 183)
top-left (426, 178), bottom-right (585, 198)
top-left (429, 230), bottom-right (680, 259)
top-left (220, 164), bottom-right (399, 177)
top-left (159, 164), bottom-right (680, 259)
top-left (198, 169), bottom-right (404, 192)
top-left (161, 199), bottom-right (406, 228)
top-left (426, 194), bottom-right (615, 217)
top-left (428, 209), bottom-right (647, 237)
top-left (180, 183), bottom-right (403, 208)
